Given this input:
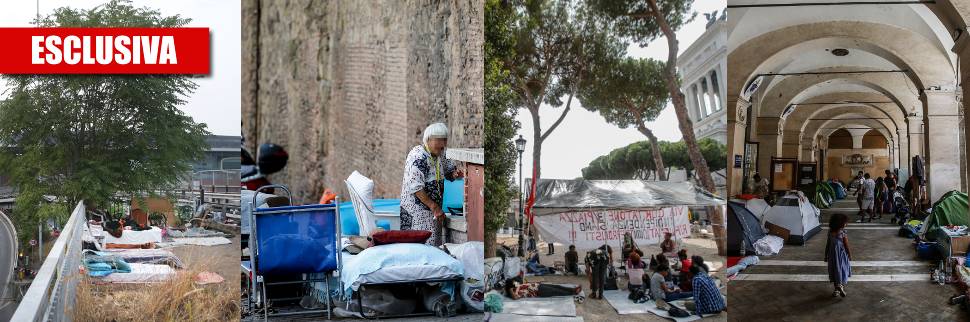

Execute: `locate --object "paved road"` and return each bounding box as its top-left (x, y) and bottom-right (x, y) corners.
top-left (0, 211), bottom-right (17, 321)
top-left (728, 199), bottom-right (966, 321)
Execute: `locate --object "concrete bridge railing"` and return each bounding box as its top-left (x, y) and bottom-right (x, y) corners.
top-left (10, 201), bottom-right (85, 322)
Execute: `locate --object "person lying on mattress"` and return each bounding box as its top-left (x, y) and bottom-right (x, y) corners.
top-left (400, 122), bottom-right (464, 246)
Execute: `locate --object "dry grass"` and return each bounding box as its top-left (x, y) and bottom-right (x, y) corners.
top-left (73, 264), bottom-right (240, 322)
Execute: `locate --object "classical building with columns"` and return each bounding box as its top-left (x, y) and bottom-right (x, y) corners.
top-left (678, 10), bottom-right (726, 144)
top-left (725, 2), bottom-right (970, 202)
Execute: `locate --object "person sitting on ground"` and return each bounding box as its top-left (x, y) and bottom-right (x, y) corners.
top-left (661, 232), bottom-right (677, 255)
top-left (650, 264), bottom-right (693, 304)
top-left (689, 264), bottom-right (725, 315)
top-left (691, 255), bottom-right (710, 273)
top-left (526, 251), bottom-right (551, 275)
top-left (752, 173), bottom-right (770, 200)
top-left (675, 249), bottom-right (692, 288)
top-left (626, 251), bottom-right (647, 292)
top-left (564, 245), bottom-right (580, 275)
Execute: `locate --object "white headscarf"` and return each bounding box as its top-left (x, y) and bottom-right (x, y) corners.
top-left (423, 122), bottom-right (449, 145)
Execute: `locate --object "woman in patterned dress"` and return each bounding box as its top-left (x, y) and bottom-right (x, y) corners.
top-left (399, 123), bottom-right (464, 246)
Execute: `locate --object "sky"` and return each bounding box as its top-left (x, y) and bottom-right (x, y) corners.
top-left (514, 0), bottom-right (726, 180)
top-left (0, 0), bottom-right (241, 136)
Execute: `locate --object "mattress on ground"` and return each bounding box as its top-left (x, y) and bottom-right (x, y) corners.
top-left (97, 249), bottom-right (185, 268)
top-left (102, 227), bottom-right (163, 245)
top-left (339, 243), bottom-right (463, 295)
top-left (93, 263), bottom-right (176, 284)
top-left (488, 313), bottom-right (584, 322)
top-left (501, 296), bottom-right (577, 317)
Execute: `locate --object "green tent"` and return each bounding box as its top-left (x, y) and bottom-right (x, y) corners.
top-left (923, 190), bottom-right (969, 236)
top-left (810, 182), bottom-right (834, 209)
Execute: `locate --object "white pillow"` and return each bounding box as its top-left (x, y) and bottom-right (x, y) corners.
top-left (347, 171), bottom-right (375, 209)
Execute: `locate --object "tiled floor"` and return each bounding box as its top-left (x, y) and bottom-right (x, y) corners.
top-left (727, 200), bottom-right (967, 321)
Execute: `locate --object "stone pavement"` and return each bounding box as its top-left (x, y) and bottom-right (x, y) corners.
top-left (727, 200), bottom-right (968, 321)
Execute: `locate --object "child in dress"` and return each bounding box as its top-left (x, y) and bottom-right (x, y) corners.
top-left (825, 213), bottom-right (852, 297)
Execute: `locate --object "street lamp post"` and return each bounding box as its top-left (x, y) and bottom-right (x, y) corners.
top-left (515, 135), bottom-right (527, 257)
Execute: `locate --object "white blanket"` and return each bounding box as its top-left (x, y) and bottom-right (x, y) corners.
top-left (753, 235), bottom-right (784, 256)
top-left (95, 263), bottom-right (175, 283)
top-left (602, 290), bottom-right (701, 321)
top-left (103, 227), bottom-right (163, 245)
top-left (170, 236), bottom-right (232, 246)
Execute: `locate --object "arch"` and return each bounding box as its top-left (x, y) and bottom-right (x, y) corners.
top-left (862, 130), bottom-right (889, 148)
top-left (829, 129), bottom-right (853, 149)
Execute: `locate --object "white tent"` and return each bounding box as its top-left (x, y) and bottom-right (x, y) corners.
top-left (744, 198), bottom-right (771, 228)
top-left (764, 191), bottom-right (821, 245)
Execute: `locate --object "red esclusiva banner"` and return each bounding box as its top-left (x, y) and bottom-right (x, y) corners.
top-left (0, 27), bottom-right (209, 74)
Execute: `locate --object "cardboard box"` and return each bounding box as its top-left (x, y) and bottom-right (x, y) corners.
top-left (950, 235), bottom-right (970, 256)
top-left (766, 222), bottom-right (791, 242)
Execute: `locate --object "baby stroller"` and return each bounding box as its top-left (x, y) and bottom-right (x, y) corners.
top-left (891, 187), bottom-right (911, 225)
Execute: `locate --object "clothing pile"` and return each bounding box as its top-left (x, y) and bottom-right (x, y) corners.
top-left (82, 250), bottom-right (132, 277)
top-left (753, 235), bottom-right (784, 256)
top-left (726, 255), bottom-right (760, 277)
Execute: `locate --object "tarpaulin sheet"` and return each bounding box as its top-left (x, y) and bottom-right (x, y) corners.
top-left (529, 179), bottom-right (724, 216)
top-left (254, 204), bottom-right (339, 274)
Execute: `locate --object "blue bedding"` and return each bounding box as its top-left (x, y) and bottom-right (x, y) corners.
top-left (339, 243), bottom-right (463, 296)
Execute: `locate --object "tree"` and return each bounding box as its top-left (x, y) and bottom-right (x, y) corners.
top-left (582, 138), bottom-right (726, 181)
top-left (586, 0), bottom-right (725, 255)
top-left (507, 0), bottom-right (626, 223)
top-left (484, 0), bottom-right (520, 257)
top-left (0, 0), bottom-right (209, 245)
top-left (580, 57), bottom-right (669, 180)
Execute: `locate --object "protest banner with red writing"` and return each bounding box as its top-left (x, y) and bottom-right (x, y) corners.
top-left (533, 206), bottom-right (691, 250)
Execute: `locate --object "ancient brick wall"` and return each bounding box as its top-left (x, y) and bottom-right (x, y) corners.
top-left (242, 0), bottom-right (484, 203)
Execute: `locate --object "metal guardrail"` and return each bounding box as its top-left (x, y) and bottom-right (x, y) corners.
top-left (10, 201), bottom-right (85, 322)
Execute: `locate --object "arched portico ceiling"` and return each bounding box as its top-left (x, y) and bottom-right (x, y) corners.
top-left (728, 2), bottom-right (955, 60)
top-left (755, 68), bottom-right (915, 120)
top-left (810, 118), bottom-right (896, 147)
top-left (728, 22), bottom-right (957, 102)
top-left (796, 108), bottom-right (900, 140)
top-left (785, 103), bottom-right (907, 133)
top-left (931, 0), bottom-right (970, 37)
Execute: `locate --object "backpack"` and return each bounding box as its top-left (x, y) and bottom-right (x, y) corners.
top-left (668, 304), bottom-right (691, 318)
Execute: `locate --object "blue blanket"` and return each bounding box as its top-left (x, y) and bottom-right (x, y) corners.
top-left (339, 243), bottom-right (463, 296)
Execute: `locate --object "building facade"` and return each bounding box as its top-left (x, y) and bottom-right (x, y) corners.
top-left (678, 11), bottom-right (727, 144)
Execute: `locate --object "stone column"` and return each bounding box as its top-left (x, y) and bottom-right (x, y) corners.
top-left (718, 64), bottom-right (728, 111)
top-left (705, 74), bottom-right (720, 113)
top-left (923, 89), bottom-right (961, 201)
top-left (907, 115), bottom-right (923, 167)
top-left (781, 129), bottom-right (801, 159)
top-left (952, 28), bottom-right (970, 213)
top-left (695, 83), bottom-right (708, 118)
top-left (756, 117), bottom-right (782, 178)
top-left (727, 97), bottom-right (750, 196)
top-left (800, 137), bottom-right (815, 162)
top-left (846, 128), bottom-right (870, 149)
top-left (684, 84), bottom-right (697, 122)
top-left (897, 128), bottom-right (909, 178)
